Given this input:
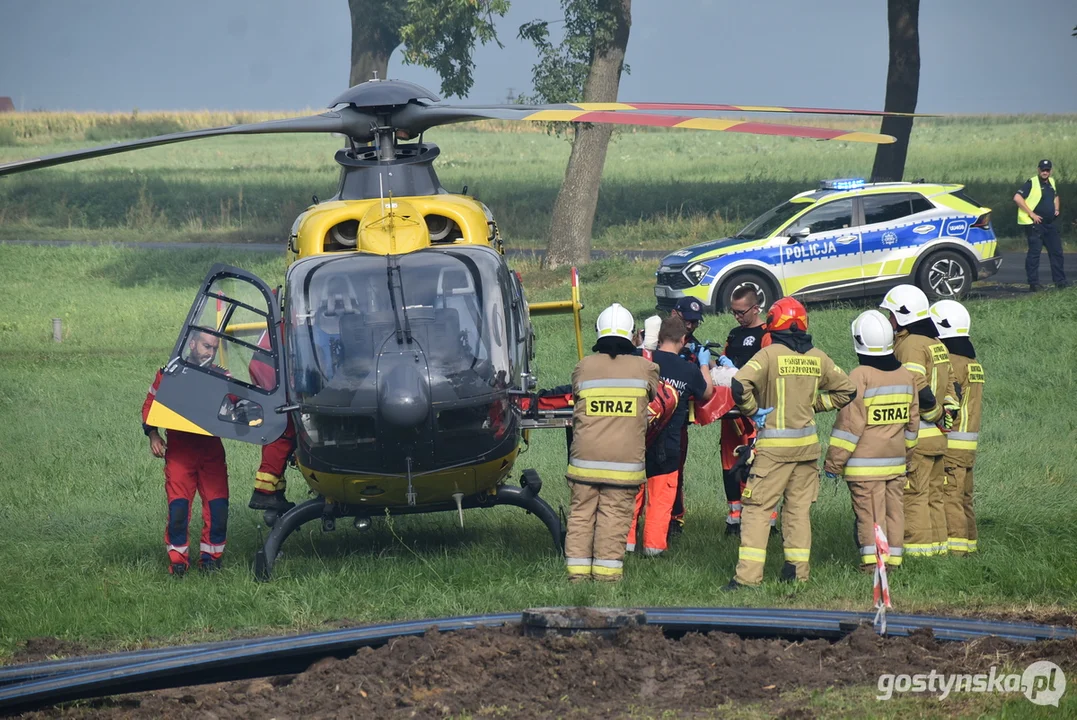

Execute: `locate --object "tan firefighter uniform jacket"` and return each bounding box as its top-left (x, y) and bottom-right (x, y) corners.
top-left (824, 365), bottom-right (920, 480)
top-left (732, 344), bottom-right (856, 462)
top-left (945, 354), bottom-right (984, 468)
top-left (566, 353), bottom-right (659, 487)
top-left (892, 330), bottom-right (957, 456)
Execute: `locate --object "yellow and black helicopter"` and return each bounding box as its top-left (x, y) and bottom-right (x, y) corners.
top-left (0, 79), bottom-right (906, 579)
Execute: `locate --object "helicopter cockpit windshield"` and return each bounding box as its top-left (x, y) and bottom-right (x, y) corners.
top-left (285, 246), bottom-right (514, 412)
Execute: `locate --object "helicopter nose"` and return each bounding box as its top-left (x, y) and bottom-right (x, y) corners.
top-left (378, 358), bottom-right (430, 428)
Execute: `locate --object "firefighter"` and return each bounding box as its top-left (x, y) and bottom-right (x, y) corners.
top-left (142, 330), bottom-right (230, 576)
top-left (930, 300), bottom-right (983, 556)
top-left (880, 285), bottom-right (959, 557)
top-left (626, 315), bottom-right (714, 556)
top-left (565, 303), bottom-right (659, 582)
top-left (723, 298), bottom-right (855, 589)
top-left (669, 297), bottom-right (709, 533)
top-left (824, 310), bottom-right (919, 572)
top-left (717, 285), bottom-right (767, 535)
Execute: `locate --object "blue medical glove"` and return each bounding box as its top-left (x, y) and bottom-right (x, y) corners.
top-left (697, 347), bottom-right (712, 367)
top-left (718, 354), bottom-right (735, 368)
top-left (752, 406), bottom-right (774, 428)
top-left (825, 471), bottom-right (841, 482)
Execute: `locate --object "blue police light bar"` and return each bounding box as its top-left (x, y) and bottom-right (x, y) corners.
top-left (820, 177), bottom-right (866, 190)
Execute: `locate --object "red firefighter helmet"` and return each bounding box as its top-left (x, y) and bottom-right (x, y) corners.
top-left (764, 297), bottom-right (809, 333)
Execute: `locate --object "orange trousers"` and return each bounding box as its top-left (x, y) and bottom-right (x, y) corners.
top-left (626, 470), bottom-right (679, 555)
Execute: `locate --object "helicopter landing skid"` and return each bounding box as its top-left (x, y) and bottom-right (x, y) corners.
top-left (253, 470), bottom-right (565, 582)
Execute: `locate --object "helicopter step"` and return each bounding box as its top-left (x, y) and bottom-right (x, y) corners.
top-left (253, 470), bottom-right (564, 582)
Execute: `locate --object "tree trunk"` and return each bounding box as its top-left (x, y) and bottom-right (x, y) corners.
top-left (348, 0), bottom-right (404, 87)
top-left (543, 0), bottom-right (631, 269)
top-left (871, 0), bottom-right (920, 182)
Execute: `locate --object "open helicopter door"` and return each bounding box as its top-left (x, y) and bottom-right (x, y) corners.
top-left (527, 266), bottom-right (585, 361)
top-left (145, 263), bottom-right (289, 446)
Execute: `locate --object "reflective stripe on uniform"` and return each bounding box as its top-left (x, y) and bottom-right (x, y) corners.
top-left (918, 421), bottom-right (944, 437)
top-left (746, 360), bottom-right (762, 371)
top-left (254, 471), bottom-right (281, 492)
top-left (819, 392), bottom-right (834, 411)
top-left (200, 542), bottom-right (226, 554)
top-left (904, 543), bottom-right (935, 556)
top-left (625, 543), bottom-right (636, 552)
top-left (592, 564), bottom-right (624, 576)
top-left (739, 546), bottom-right (766, 563)
top-left (968, 539), bottom-right (978, 553)
top-left (829, 429), bottom-right (859, 453)
top-left (863, 384), bottom-right (914, 398)
top-left (889, 547), bottom-right (903, 557)
top-left (886, 555), bottom-right (903, 566)
top-left (860, 544), bottom-right (877, 564)
top-left (845, 465), bottom-right (905, 477)
top-left (576, 387), bottom-right (649, 399)
top-left (903, 362), bottom-right (926, 376)
top-left (577, 378), bottom-right (650, 390)
top-left (757, 425), bottom-right (818, 448)
top-left (948, 431), bottom-right (979, 450)
top-left (593, 558), bottom-right (623, 569)
top-left (566, 557), bottom-right (592, 576)
top-left (847, 456), bottom-right (905, 467)
top-left (568, 460), bottom-right (641, 471)
top-left (948, 538), bottom-right (969, 552)
top-left (905, 430), bottom-right (918, 449)
top-left (167, 544), bottom-right (189, 555)
top-left (784, 548), bottom-right (810, 562)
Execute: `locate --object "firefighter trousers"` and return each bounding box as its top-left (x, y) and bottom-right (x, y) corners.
top-left (626, 470), bottom-right (678, 555)
top-left (164, 439), bottom-right (229, 568)
top-left (565, 480), bottom-right (638, 581)
top-left (733, 456), bottom-right (818, 586)
top-left (943, 463), bottom-right (977, 555)
top-left (848, 478), bottom-right (905, 568)
top-left (905, 451), bottom-right (946, 557)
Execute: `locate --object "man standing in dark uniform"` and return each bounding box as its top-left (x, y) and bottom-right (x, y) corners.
top-left (669, 297), bottom-right (711, 534)
top-left (1014, 159), bottom-right (1067, 291)
top-left (717, 286), bottom-right (767, 534)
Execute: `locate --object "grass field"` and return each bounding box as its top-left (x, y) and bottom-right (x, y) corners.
top-left (0, 243), bottom-right (1075, 668)
top-left (1, 112), bottom-right (1075, 252)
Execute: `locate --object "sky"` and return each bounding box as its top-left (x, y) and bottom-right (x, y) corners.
top-left (1, 0), bottom-right (1075, 114)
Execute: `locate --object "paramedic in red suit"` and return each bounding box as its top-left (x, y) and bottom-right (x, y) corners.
top-left (142, 331), bottom-right (229, 577)
top-left (247, 323), bottom-right (297, 514)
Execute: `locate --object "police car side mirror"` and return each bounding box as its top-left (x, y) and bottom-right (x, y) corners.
top-left (787, 227), bottom-right (810, 244)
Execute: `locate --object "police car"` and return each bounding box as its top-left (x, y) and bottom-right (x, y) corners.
top-left (654, 179), bottom-right (1001, 312)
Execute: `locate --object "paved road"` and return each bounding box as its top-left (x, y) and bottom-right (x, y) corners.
top-left (3, 239), bottom-right (1074, 287)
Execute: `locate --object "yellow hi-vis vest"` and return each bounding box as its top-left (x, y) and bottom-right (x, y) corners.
top-left (1018, 175), bottom-right (1057, 225)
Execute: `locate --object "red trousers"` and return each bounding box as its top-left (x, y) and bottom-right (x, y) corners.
top-left (254, 416), bottom-right (297, 494)
top-left (164, 432), bottom-right (228, 567)
top-left (627, 470), bottom-right (679, 555)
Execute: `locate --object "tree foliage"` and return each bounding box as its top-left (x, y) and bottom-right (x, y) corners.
top-left (400, 0), bottom-right (510, 98)
top-left (347, 0), bottom-right (508, 98)
top-left (518, 1), bottom-right (630, 105)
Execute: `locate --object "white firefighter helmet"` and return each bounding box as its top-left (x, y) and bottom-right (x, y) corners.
top-left (879, 284), bottom-right (930, 327)
top-left (596, 303), bottom-right (635, 340)
top-left (929, 300), bottom-right (971, 339)
top-left (851, 309), bottom-right (894, 356)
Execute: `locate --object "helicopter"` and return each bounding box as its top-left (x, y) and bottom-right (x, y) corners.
top-left (0, 78), bottom-right (910, 580)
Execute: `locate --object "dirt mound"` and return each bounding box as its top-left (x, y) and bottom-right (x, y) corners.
top-left (12, 638), bottom-right (89, 665)
top-left (25, 624), bottom-right (1077, 718)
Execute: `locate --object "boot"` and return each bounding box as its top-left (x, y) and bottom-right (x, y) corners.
top-left (170, 562), bottom-right (187, 578)
top-left (779, 561), bottom-right (799, 583)
top-left (248, 489), bottom-right (295, 513)
top-left (725, 522), bottom-right (741, 537)
top-left (200, 558), bottom-right (222, 574)
top-left (720, 578), bottom-right (744, 592)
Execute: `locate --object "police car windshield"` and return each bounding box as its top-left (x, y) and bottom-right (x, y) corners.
top-left (733, 201), bottom-right (812, 240)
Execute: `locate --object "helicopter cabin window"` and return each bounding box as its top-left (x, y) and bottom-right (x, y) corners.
top-left (785, 199), bottom-right (855, 236)
top-left (284, 247), bottom-right (513, 409)
top-left (182, 277), bottom-right (277, 391)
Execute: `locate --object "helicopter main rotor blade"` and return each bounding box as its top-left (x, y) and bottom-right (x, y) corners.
top-left (460, 102), bottom-right (934, 117)
top-left (0, 111), bottom-right (371, 178)
top-left (400, 106), bottom-right (895, 144)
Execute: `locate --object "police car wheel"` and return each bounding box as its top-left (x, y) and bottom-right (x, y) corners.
top-left (917, 250), bottom-right (972, 301)
top-left (715, 272), bottom-right (776, 313)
